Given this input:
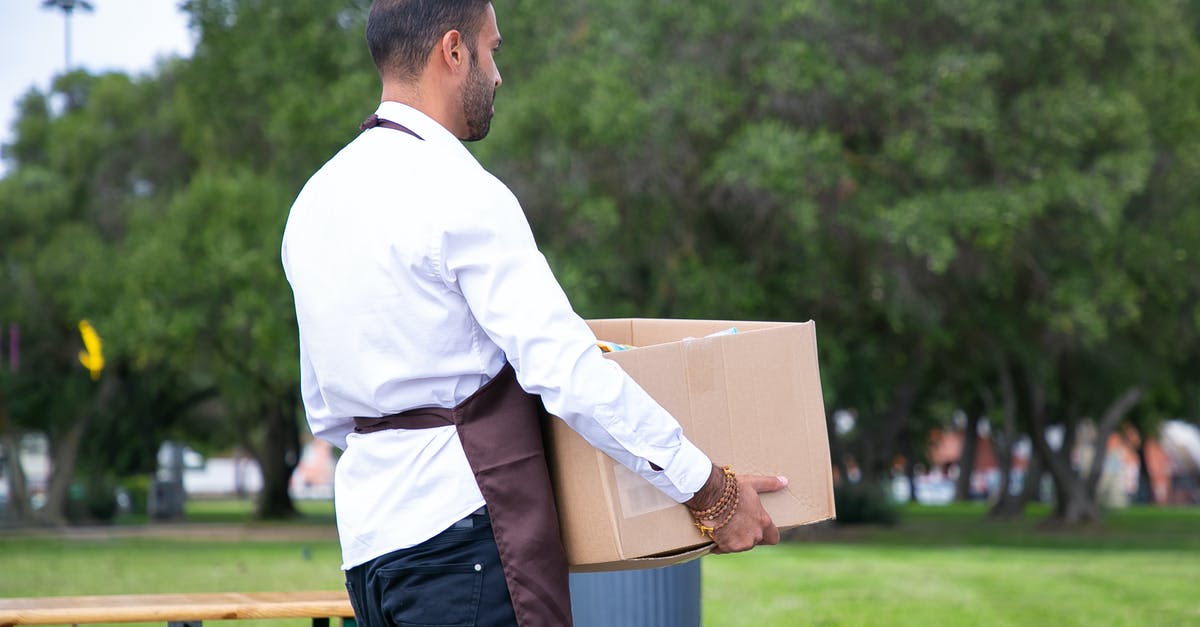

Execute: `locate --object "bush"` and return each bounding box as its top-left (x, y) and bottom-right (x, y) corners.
top-left (120, 475), bottom-right (152, 516)
top-left (834, 481), bottom-right (900, 525)
top-left (84, 479), bottom-right (119, 522)
top-left (65, 477), bottom-right (119, 524)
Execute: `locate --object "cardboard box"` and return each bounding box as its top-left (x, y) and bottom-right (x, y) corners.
top-left (546, 318), bottom-right (836, 572)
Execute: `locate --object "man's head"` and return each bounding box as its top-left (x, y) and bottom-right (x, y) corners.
top-left (367, 0), bottom-right (503, 141)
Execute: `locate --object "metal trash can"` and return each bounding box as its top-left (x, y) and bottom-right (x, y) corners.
top-left (148, 478), bottom-right (184, 520)
top-left (570, 560), bottom-right (701, 627)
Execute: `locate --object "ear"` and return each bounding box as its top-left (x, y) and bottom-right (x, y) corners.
top-left (438, 29), bottom-right (467, 73)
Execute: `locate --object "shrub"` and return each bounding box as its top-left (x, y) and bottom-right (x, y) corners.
top-left (834, 481), bottom-right (900, 525)
top-left (66, 477), bottom-right (119, 523)
top-left (120, 475), bottom-right (152, 516)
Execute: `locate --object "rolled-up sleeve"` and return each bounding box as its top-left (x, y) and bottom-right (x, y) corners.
top-left (437, 179), bottom-right (712, 502)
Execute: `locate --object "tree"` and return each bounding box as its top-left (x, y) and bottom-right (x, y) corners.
top-left (2, 0), bottom-right (1197, 526)
top-left (94, 0), bottom-right (375, 517)
top-left (477, 0), bottom-right (1200, 522)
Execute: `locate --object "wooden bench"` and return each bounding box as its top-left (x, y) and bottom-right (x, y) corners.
top-left (0, 591), bottom-right (355, 626)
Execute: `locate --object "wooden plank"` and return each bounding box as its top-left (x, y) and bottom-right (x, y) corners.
top-left (0, 591), bottom-right (354, 625)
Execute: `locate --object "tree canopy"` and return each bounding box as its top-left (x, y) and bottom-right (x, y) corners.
top-left (1, 0), bottom-right (1197, 523)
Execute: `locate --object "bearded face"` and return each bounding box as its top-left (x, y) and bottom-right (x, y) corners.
top-left (460, 53), bottom-right (496, 142)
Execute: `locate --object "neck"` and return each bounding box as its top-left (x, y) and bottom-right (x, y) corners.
top-left (381, 80), bottom-right (459, 137)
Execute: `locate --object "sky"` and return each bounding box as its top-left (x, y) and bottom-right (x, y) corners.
top-left (0, 0), bottom-right (196, 176)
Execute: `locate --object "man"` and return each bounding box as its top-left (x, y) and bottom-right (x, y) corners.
top-left (281, 1), bottom-right (786, 625)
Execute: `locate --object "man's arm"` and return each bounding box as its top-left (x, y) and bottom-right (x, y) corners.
top-left (439, 180), bottom-right (783, 553)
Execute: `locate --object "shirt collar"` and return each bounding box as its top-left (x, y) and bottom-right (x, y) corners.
top-left (374, 101), bottom-right (461, 146)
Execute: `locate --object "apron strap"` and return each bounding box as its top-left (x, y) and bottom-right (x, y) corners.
top-left (359, 113), bottom-right (424, 140)
top-left (353, 408), bottom-right (452, 433)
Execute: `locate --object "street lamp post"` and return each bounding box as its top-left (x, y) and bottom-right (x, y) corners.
top-left (41, 0), bottom-right (95, 70)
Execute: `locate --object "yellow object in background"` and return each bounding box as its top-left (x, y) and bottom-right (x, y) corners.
top-left (78, 319), bottom-right (104, 381)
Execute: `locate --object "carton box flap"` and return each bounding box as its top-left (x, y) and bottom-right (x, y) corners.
top-left (587, 318), bottom-right (788, 347)
top-left (570, 544), bottom-right (713, 574)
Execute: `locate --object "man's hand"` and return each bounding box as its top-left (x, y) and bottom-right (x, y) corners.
top-left (708, 474), bottom-right (787, 554)
top-left (685, 465), bottom-right (788, 554)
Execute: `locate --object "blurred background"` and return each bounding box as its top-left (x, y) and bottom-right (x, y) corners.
top-left (1, 1), bottom-right (1198, 625)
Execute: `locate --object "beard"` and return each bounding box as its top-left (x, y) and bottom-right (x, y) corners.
top-left (461, 55), bottom-right (495, 142)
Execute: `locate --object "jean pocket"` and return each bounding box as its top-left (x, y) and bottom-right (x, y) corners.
top-left (345, 580), bottom-right (365, 626)
top-left (377, 562), bottom-right (483, 627)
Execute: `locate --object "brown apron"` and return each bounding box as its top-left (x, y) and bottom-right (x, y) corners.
top-left (355, 364), bottom-right (572, 627)
top-left (354, 116), bottom-right (571, 625)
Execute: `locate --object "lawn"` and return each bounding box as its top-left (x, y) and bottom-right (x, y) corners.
top-left (705, 503), bottom-right (1200, 626)
top-left (1, 500), bottom-right (1197, 626)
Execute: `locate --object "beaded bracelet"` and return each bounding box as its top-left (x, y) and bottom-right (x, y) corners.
top-left (688, 465), bottom-right (739, 540)
top-left (689, 467), bottom-right (735, 519)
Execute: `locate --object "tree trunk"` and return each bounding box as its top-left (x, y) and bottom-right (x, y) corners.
top-left (955, 405), bottom-right (981, 502)
top-left (1026, 378), bottom-right (1142, 526)
top-left (39, 419), bottom-right (90, 526)
top-left (233, 446), bottom-right (248, 499)
top-left (991, 450), bottom-right (1032, 518)
top-left (988, 357), bottom-right (1023, 518)
top-left (1134, 433), bottom-right (1154, 504)
top-left (1055, 480), bottom-right (1100, 524)
top-left (1017, 444), bottom-right (1043, 506)
top-left (1048, 419), bottom-right (1079, 518)
top-left (1, 431), bottom-right (32, 523)
top-left (254, 393), bottom-right (300, 519)
top-left (1024, 384), bottom-right (1098, 524)
top-left (900, 434), bottom-right (917, 504)
top-left (37, 375), bottom-right (120, 525)
top-left (1042, 388), bottom-right (1143, 524)
top-left (1083, 387), bottom-right (1144, 499)
top-left (826, 410), bottom-right (850, 485)
top-left (0, 391), bottom-right (33, 523)
top-left (864, 361), bottom-right (926, 485)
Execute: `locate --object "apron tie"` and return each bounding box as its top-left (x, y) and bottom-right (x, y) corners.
top-left (359, 113), bottom-right (424, 140)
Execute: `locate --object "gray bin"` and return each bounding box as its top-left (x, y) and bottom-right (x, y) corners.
top-left (148, 479), bottom-right (184, 520)
top-left (570, 560), bottom-right (701, 627)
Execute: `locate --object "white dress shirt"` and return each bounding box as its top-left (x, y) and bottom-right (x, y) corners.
top-left (281, 101), bottom-right (712, 570)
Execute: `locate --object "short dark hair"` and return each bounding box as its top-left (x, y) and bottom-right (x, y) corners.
top-left (366, 0), bottom-right (491, 82)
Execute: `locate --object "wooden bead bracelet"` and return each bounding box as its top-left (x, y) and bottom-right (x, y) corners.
top-left (688, 465), bottom-right (739, 540)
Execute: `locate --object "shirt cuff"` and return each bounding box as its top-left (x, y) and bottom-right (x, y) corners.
top-left (654, 436), bottom-right (713, 503)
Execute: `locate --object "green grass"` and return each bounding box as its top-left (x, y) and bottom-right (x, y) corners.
top-left (2, 498), bottom-right (342, 627)
top-left (2, 501), bottom-right (1198, 626)
top-left (108, 496), bottom-right (336, 526)
top-left (705, 543), bottom-right (1199, 626)
top-left (0, 537), bottom-right (345, 597)
top-left (705, 503), bottom-right (1200, 626)
top-left (182, 496), bottom-right (336, 524)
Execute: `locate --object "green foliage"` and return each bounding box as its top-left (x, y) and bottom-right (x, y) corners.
top-left (832, 481), bottom-right (901, 525)
top-left (1, 1), bottom-right (379, 520)
top-left (120, 475), bottom-right (153, 517)
top-left (64, 476), bottom-right (119, 524)
top-left (1, 0), bottom-right (1198, 523)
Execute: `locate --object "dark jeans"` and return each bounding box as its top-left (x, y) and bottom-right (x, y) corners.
top-left (344, 508), bottom-right (518, 627)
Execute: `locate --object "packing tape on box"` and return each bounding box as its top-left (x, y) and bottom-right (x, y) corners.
top-left (613, 463), bottom-right (677, 519)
